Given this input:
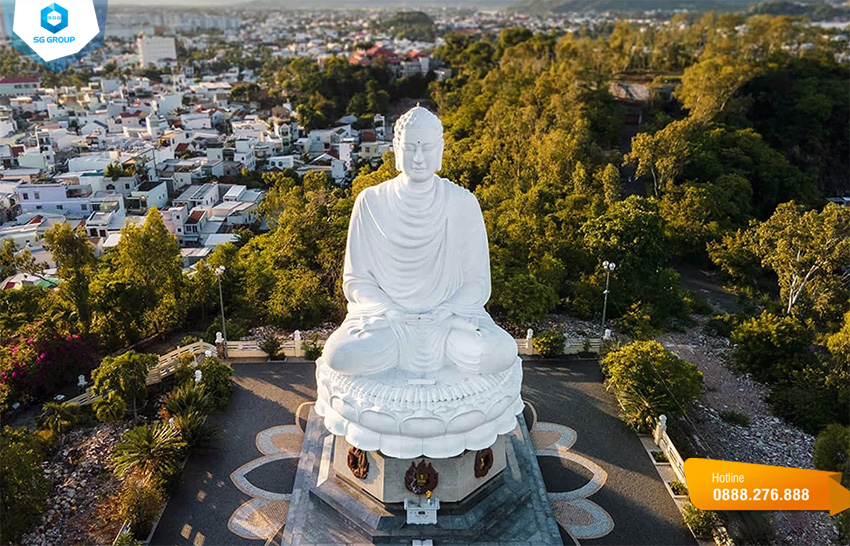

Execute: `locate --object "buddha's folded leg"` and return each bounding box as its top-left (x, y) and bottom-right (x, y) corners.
top-left (321, 323), bottom-right (399, 376)
top-left (446, 323), bottom-right (518, 374)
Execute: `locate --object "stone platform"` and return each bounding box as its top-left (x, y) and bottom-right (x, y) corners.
top-left (281, 409), bottom-right (562, 546)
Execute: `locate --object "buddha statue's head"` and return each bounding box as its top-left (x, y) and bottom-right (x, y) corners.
top-left (393, 106), bottom-right (444, 184)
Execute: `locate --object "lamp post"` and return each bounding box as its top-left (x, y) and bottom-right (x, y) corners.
top-left (215, 265), bottom-right (227, 359)
top-left (601, 261), bottom-right (616, 329)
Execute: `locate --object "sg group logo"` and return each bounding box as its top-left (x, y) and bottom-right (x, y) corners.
top-left (0, 0), bottom-right (108, 70)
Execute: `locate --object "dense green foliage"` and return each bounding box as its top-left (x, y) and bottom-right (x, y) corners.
top-left (0, 427), bottom-right (52, 542)
top-left (118, 476), bottom-right (164, 538)
top-left (730, 312), bottom-right (813, 383)
top-left (378, 11), bottom-right (436, 42)
top-left (111, 422), bottom-right (186, 485)
top-left (813, 424), bottom-right (850, 539)
top-left (601, 341), bottom-right (703, 431)
top-left (533, 329), bottom-right (566, 357)
top-left (91, 351), bottom-right (156, 421)
top-left (196, 356), bottom-right (233, 410)
top-left (682, 502), bottom-right (718, 537)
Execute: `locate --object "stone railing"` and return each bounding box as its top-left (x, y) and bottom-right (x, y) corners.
top-left (654, 415), bottom-right (687, 484)
top-left (67, 341), bottom-right (216, 407)
top-left (517, 335), bottom-right (604, 357)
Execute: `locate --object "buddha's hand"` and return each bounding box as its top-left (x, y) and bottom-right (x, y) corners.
top-left (384, 308), bottom-right (406, 324)
top-left (428, 306), bottom-right (454, 324)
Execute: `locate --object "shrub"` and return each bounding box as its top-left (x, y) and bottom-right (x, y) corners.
top-left (651, 450), bottom-right (669, 463)
top-left (813, 424), bottom-right (850, 541)
top-left (173, 355), bottom-right (196, 387)
top-left (684, 292), bottom-right (713, 315)
top-left (204, 318), bottom-right (247, 344)
top-left (114, 533), bottom-right (143, 546)
top-left (682, 503), bottom-right (717, 538)
top-left (172, 412), bottom-right (218, 449)
top-left (178, 335), bottom-right (200, 347)
top-left (813, 424), bottom-right (850, 478)
top-left (118, 476), bottom-right (163, 538)
top-left (303, 334), bottom-right (323, 361)
top-left (197, 357), bottom-right (233, 410)
top-left (704, 313), bottom-right (745, 338)
top-left (731, 311), bottom-right (814, 383)
top-left (161, 383), bottom-right (212, 419)
top-left (614, 302), bottom-right (657, 340)
top-left (0, 427), bottom-right (51, 543)
top-left (259, 334), bottom-right (281, 359)
top-left (601, 341), bottom-right (703, 432)
top-left (111, 422), bottom-right (186, 483)
top-left (94, 392), bottom-right (127, 423)
top-left (767, 363), bottom-right (840, 435)
top-left (669, 481), bottom-right (688, 495)
top-left (0, 323), bottom-right (96, 412)
top-left (533, 329), bottom-right (565, 358)
top-left (719, 410), bottom-right (750, 427)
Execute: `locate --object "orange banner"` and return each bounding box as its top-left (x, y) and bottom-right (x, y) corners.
top-left (683, 458), bottom-right (850, 515)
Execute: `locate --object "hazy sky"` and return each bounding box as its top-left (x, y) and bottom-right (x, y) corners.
top-left (107, 0), bottom-right (517, 6)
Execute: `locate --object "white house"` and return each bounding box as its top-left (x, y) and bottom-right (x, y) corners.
top-left (0, 77), bottom-right (40, 97)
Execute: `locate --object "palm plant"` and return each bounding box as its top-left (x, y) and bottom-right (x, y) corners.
top-left (94, 392), bottom-right (127, 423)
top-left (40, 402), bottom-right (78, 441)
top-left (617, 387), bottom-right (673, 433)
top-left (111, 422), bottom-right (186, 483)
top-left (171, 412), bottom-right (218, 449)
top-left (162, 383), bottom-right (212, 419)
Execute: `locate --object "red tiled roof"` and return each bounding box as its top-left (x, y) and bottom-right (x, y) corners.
top-left (186, 210), bottom-right (204, 224)
top-left (0, 77), bottom-right (39, 84)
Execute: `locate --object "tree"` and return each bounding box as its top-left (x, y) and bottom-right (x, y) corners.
top-left (625, 119), bottom-right (699, 198)
top-left (91, 351), bottom-right (155, 421)
top-left (111, 421), bottom-right (186, 483)
top-left (675, 55), bottom-right (756, 121)
top-left (115, 208), bottom-right (185, 337)
top-left (43, 223), bottom-right (96, 333)
top-left (601, 341), bottom-right (704, 432)
top-left (755, 202), bottom-right (850, 320)
top-left (0, 427), bottom-right (51, 543)
top-left (580, 196), bottom-right (684, 324)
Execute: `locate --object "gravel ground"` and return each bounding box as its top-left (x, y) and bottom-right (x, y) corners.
top-left (657, 317), bottom-right (839, 546)
top-left (20, 422), bottom-right (131, 546)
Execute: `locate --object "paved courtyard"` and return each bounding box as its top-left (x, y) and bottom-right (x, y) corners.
top-left (151, 360), bottom-right (695, 546)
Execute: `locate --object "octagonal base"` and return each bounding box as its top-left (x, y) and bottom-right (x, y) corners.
top-left (333, 435), bottom-right (506, 503)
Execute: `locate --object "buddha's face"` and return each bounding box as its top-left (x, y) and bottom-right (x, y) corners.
top-left (396, 126), bottom-right (443, 184)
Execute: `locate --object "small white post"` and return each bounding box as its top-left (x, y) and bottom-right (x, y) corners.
top-left (526, 328), bottom-right (534, 355)
top-left (654, 414), bottom-right (667, 445)
top-left (294, 330), bottom-right (302, 358)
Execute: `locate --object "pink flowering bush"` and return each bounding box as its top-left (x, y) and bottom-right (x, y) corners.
top-left (0, 323), bottom-right (96, 412)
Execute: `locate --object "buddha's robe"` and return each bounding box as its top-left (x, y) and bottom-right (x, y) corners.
top-left (322, 175), bottom-right (517, 376)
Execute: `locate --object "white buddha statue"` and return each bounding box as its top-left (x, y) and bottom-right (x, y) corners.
top-left (321, 106), bottom-right (518, 376)
top-left (315, 106), bottom-right (523, 459)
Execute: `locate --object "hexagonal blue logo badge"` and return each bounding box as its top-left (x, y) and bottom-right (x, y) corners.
top-left (2, 0), bottom-right (108, 71)
top-left (40, 3), bottom-right (67, 34)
